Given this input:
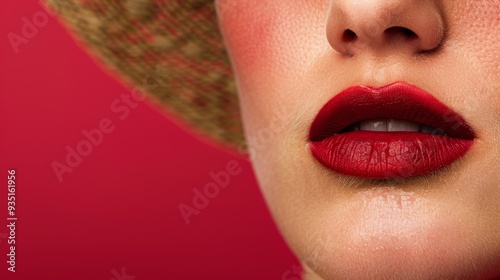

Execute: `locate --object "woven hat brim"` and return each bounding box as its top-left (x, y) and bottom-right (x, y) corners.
top-left (46, 0), bottom-right (245, 150)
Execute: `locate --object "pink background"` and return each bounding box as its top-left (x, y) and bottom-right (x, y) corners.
top-left (0, 1), bottom-right (299, 279)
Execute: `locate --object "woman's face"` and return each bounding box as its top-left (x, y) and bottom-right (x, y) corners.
top-left (216, 0), bottom-right (500, 279)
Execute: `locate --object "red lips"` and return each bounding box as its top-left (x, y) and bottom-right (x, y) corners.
top-left (309, 82), bottom-right (475, 179)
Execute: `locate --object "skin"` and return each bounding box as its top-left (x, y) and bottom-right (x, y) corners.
top-left (215, 0), bottom-right (500, 279)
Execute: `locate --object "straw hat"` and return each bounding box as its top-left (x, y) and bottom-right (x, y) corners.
top-left (46, 0), bottom-right (244, 149)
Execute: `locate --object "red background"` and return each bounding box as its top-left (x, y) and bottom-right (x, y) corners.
top-left (0, 1), bottom-right (299, 279)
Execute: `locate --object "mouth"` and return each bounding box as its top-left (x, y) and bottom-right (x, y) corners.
top-left (309, 82), bottom-right (475, 179)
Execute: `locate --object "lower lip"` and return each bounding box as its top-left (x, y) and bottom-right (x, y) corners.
top-left (310, 131), bottom-right (473, 179)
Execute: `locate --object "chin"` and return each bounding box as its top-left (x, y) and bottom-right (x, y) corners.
top-left (308, 249), bottom-right (499, 280)
top-left (288, 187), bottom-right (500, 280)
top-left (305, 230), bottom-right (499, 280)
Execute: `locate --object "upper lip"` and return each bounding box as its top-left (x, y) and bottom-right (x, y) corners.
top-left (309, 82), bottom-right (475, 142)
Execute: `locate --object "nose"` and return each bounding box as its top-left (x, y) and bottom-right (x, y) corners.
top-left (326, 0), bottom-right (445, 55)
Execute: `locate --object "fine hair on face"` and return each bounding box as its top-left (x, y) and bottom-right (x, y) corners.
top-left (216, 0), bottom-right (500, 279)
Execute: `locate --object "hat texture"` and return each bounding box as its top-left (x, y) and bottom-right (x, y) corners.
top-left (46, 0), bottom-right (244, 149)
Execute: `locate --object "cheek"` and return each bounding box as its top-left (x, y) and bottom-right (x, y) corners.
top-left (218, 3), bottom-right (278, 154)
top-left (448, 1), bottom-right (500, 81)
top-left (218, 1), bottom-right (329, 86)
top-left (218, 1), bottom-right (331, 148)
top-left (217, 1), bottom-right (278, 77)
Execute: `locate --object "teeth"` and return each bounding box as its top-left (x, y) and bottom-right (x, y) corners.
top-left (387, 119), bottom-right (420, 132)
top-left (359, 120), bottom-right (387, 131)
top-left (356, 119), bottom-right (443, 134)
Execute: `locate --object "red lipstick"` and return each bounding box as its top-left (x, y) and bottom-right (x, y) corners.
top-left (309, 82), bottom-right (475, 179)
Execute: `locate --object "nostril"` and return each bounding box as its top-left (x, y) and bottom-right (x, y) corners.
top-left (384, 26), bottom-right (418, 40)
top-left (342, 29), bottom-right (358, 42)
